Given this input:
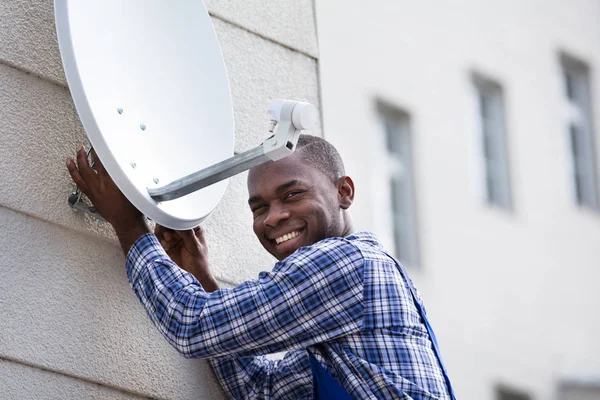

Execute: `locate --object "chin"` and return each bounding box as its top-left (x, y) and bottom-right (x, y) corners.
top-left (273, 246), bottom-right (298, 261)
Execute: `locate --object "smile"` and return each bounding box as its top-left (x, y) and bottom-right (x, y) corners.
top-left (275, 230), bottom-right (301, 245)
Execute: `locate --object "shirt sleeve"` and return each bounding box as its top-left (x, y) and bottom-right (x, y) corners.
top-left (208, 350), bottom-right (313, 400)
top-left (126, 233), bottom-right (365, 360)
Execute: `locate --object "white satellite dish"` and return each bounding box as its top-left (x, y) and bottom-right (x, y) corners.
top-left (55, 1), bottom-right (317, 230)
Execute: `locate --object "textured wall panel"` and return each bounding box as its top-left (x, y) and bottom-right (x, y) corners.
top-left (205, 0), bottom-right (318, 57)
top-left (0, 207), bottom-right (225, 399)
top-left (215, 18), bottom-right (321, 152)
top-left (0, 0), bottom-right (64, 84)
top-left (0, 63), bottom-right (115, 237)
top-left (0, 359), bottom-right (146, 400)
top-left (0, 0), bottom-right (317, 87)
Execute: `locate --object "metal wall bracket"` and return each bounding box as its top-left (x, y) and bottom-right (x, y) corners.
top-left (68, 188), bottom-right (106, 222)
top-left (67, 147), bottom-right (106, 222)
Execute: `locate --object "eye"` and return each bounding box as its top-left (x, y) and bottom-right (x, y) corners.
top-left (251, 204), bottom-right (267, 216)
top-left (284, 191), bottom-right (302, 200)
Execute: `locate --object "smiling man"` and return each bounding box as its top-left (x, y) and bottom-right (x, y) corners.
top-left (247, 137), bottom-right (353, 262)
top-left (67, 135), bottom-right (455, 399)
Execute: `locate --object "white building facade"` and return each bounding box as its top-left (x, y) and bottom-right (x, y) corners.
top-left (316, 0), bottom-right (600, 399)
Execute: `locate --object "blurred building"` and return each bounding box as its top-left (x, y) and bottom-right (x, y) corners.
top-left (316, 0), bottom-right (600, 399)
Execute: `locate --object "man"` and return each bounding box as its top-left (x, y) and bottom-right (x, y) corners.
top-left (66, 135), bottom-right (455, 399)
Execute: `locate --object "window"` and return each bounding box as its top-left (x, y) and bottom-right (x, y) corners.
top-left (558, 381), bottom-right (600, 400)
top-left (561, 54), bottom-right (598, 209)
top-left (473, 75), bottom-right (512, 209)
top-left (496, 385), bottom-right (532, 400)
top-left (376, 103), bottom-right (419, 267)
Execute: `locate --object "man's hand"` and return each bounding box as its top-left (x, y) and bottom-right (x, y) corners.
top-left (66, 145), bottom-right (150, 253)
top-left (155, 225), bottom-right (219, 292)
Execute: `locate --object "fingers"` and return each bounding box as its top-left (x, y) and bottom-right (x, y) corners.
top-left (75, 144), bottom-right (97, 184)
top-left (193, 226), bottom-right (207, 245)
top-left (155, 224), bottom-right (180, 251)
top-left (161, 238), bottom-right (181, 251)
top-left (161, 236), bottom-right (181, 251)
top-left (178, 229), bottom-right (202, 252)
top-left (66, 157), bottom-right (90, 194)
top-left (154, 224), bottom-right (205, 252)
top-left (155, 224), bottom-right (174, 241)
top-left (91, 148), bottom-right (107, 175)
top-left (67, 144), bottom-right (97, 196)
top-left (154, 223), bottom-right (165, 236)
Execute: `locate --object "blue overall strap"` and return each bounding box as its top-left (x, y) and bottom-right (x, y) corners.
top-left (385, 252), bottom-right (457, 400)
top-left (308, 352), bottom-right (352, 400)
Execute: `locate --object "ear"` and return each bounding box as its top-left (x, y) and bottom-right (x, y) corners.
top-left (337, 176), bottom-right (355, 210)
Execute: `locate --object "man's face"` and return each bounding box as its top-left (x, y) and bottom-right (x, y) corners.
top-left (247, 152), bottom-right (347, 261)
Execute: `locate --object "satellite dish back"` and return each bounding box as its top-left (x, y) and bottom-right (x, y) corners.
top-left (55, 0), bottom-right (234, 230)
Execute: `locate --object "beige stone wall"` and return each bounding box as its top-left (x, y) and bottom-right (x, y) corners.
top-left (0, 1), bottom-right (320, 398)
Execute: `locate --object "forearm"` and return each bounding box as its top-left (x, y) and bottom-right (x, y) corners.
top-left (126, 234), bottom-right (215, 356)
top-left (192, 269), bottom-right (220, 293)
top-left (114, 220), bottom-right (152, 255)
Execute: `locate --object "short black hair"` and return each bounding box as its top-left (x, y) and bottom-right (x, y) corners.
top-left (295, 134), bottom-right (345, 183)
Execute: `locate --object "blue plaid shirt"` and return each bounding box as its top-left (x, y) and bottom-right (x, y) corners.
top-left (127, 232), bottom-right (452, 399)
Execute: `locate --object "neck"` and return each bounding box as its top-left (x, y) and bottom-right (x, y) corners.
top-left (341, 213), bottom-right (354, 237)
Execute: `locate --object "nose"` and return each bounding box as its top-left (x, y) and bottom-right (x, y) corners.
top-left (263, 202), bottom-right (290, 228)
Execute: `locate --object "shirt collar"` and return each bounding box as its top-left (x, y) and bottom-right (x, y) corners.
top-left (345, 231), bottom-right (384, 249)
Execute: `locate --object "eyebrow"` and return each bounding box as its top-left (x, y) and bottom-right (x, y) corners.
top-left (248, 180), bottom-right (301, 205)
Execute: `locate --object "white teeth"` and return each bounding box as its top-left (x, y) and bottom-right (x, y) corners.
top-left (275, 231), bottom-right (300, 244)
